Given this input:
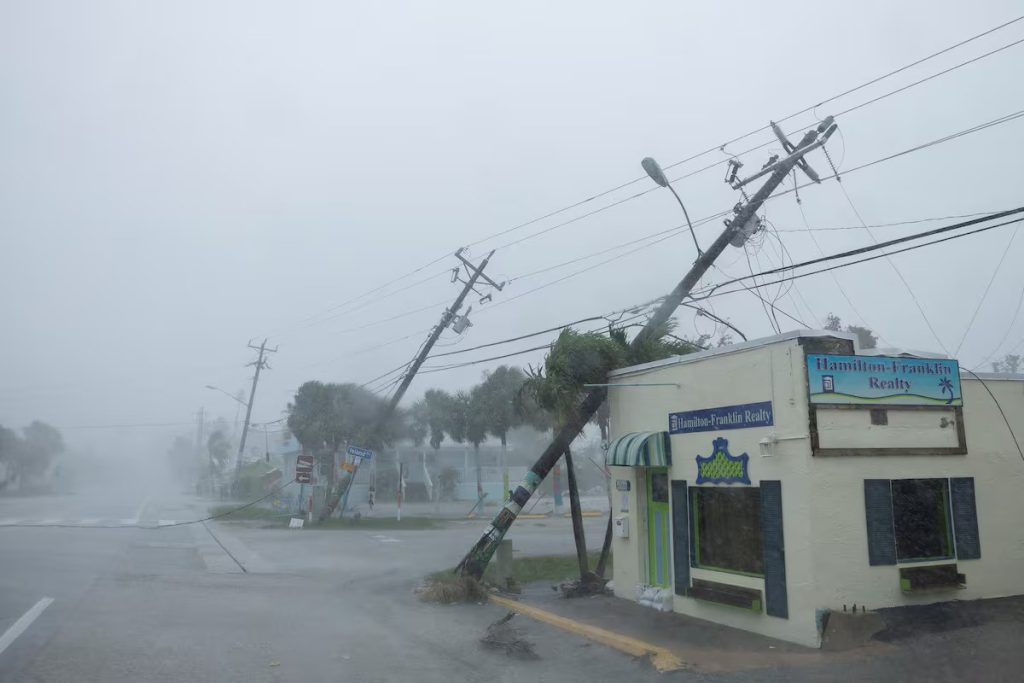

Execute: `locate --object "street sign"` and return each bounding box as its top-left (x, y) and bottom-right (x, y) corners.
top-left (296, 454), bottom-right (314, 472)
top-left (296, 471), bottom-right (312, 484)
top-left (346, 445), bottom-right (374, 460)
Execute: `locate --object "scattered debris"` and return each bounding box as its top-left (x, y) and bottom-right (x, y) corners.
top-left (269, 661), bottom-right (280, 667)
top-left (480, 612), bottom-right (539, 660)
top-left (558, 571), bottom-right (609, 598)
top-left (416, 575), bottom-right (489, 604)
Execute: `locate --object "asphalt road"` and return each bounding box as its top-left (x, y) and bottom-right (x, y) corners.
top-left (0, 489), bottom-right (638, 683)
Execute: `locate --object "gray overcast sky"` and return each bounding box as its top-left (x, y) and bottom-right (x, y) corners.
top-left (2, 1), bottom-right (1023, 455)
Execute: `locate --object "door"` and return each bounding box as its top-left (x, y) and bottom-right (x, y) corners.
top-left (647, 468), bottom-right (671, 587)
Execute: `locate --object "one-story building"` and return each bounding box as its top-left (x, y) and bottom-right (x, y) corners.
top-left (606, 330), bottom-right (1024, 647)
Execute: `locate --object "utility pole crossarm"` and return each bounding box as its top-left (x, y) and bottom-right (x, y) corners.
top-left (457, 117), bottom-right (835, 578)
top-left (386, 250), bottom-right (496, 413)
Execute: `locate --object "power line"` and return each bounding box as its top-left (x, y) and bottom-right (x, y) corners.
top-left (697, 215), bottom-right (1024, 303)
top-left (832, 181), bottom-right (950, 355)
top-left (775, 210), bottom-right (1002, 232)
top-left (953, 226), bottom-right (1019, 356)
top-left (256, 17), bottom-right (1024, 340)
top-left (973, 265), bottom-right (1024, 370)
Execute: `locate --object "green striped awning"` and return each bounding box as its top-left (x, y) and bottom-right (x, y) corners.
top-left (606, 432), bottom-right (672, 467)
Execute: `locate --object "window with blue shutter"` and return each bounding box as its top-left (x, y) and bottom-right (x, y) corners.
top-left (950, 477), bottom-right (981, 560)
top-left (760, 480), bottom-right (788, 618)
top-left (671, 480), bottom-right (690, 597)
top-left (864, 479), bottom-right (897, 566)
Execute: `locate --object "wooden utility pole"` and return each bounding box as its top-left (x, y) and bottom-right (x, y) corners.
top-left (320, 249), bottom-right (503, 520)
top-left (458, 117), bottom-right (837, 578)
top-left (234, 338), bottom-right (277, 488)
top-left (387, 249), bottom-right (502, 413)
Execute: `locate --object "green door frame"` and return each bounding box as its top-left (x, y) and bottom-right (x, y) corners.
top-left (647, 467), bottom-right (671, 587)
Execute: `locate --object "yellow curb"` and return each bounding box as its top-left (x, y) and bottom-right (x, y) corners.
top-left (563, 511), bottom-right (603, 518)
top-left (517, 514), bottom-right (549, 520)
top-left (489, 595), bottom-right (686, 673)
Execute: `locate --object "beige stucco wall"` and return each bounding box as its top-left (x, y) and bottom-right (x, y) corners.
top-left (808, 376), bottom-right (1024, 612)
top-left (608, 335), bottom-right (1024, 649)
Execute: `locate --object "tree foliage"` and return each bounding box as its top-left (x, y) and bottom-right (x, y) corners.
top-left (478, 365), bottom-right (525, 446)
top-left (992, 354), bottom-right (1022, 375)
top-left (825, 313), bottom-right (878, 349)
top-left (0, 420), bottom-right (65, 485)
top-left (287, 381), bottom-right (398, 455)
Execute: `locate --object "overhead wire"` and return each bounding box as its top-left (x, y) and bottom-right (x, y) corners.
top-left (972, 265), bottom-right (1024, 370)
top-left (953, 226), bottom-right (1020, 356)
top-left (255, 17), bottom-right (1024, 341)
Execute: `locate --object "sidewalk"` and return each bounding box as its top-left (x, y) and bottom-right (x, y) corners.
top-left (491, 588), bottom-right (1024, 678)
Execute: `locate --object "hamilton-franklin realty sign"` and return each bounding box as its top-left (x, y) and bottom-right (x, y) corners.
top-left (669, 401), bottom-right (773, 435)
top-left (806, 353), bottom-right (962, 406)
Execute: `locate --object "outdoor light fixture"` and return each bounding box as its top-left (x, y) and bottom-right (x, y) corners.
top-left (641, 156), bottom-right (702, 255)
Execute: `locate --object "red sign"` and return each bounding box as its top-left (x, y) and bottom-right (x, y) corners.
top-left (296, 455), bottom-right (314, 473)
top-left (296, 471), bottom-right (312, 484)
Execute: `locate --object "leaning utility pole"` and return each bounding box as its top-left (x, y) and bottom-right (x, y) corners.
top-left (387, 248), bottom-right (503, 413)
top-left (457, 117), bottom-right (837, 577)
top-left (234, 338), bottom-right (277, 487)
top-left (320, 248), bottom-right (504, 520)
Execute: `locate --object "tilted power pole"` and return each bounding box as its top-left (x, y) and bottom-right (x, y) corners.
top-left (320, 249), bottom-right (504, 519)
top-left (234, 338), bottom-right (277, 487)
top-left (457, 117), bottom-right (837, 577)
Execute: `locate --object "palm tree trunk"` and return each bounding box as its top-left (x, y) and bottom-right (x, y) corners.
top-left (564, 446), bottom-right (589, 577)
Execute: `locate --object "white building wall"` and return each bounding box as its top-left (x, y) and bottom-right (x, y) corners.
top-left (609, 338), bottom-right (822, 647)
top-left (808, 375), bottom-right (1024, 612)
top-left (608, 333), bottom-right (1024, 649)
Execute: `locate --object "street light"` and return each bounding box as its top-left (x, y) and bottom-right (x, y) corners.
top-left (641, 156), bottom-right (702, 255)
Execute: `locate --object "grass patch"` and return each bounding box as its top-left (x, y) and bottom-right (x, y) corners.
top-left (427, 551), bottom-right (610, 586)
top-left (313, 516), bottom-right (441, 530)
top-left (208, 505), bottom-right (293, 521)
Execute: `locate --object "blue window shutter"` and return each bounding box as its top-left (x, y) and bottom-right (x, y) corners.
top-left (670, 480), bottom-right (690, 597)
top-left (760, 480), bottom-right (788, 618)
top-left (864, 479), bottom-right (897, 566)
top-left (950, 477), bottom-right (981, 560)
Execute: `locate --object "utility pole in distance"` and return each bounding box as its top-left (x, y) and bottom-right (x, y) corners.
top-left (234, 338), bottom-right (277, 488)
top-left (321, 249), bottom-right (504, 520)
top-left (457, 116), bottom-right (837, 578)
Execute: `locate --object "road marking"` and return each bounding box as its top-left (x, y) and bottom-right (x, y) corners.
top-left (0, 520), bottom-right (22, 526)
top-left (119, 518), bottom-right (137, 526)
top-left (37, 520), bottom-right (60, 526)
top-left (157, 520), bottom-right (177, 527)
top-left (78, 518), bottom-right (100, 525)
top-left (0, 597), bottom-right (54, 657)
top-left (371, 534), bottom-right (401, 543)
top-left (489, 595), bottom-right (685, 673)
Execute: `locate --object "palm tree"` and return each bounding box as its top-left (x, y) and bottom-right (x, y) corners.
top-left (479, 365), bottom-right (526, 501)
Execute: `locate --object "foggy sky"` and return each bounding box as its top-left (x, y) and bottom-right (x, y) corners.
top-left (2, 1), bottom-right (1023, 457)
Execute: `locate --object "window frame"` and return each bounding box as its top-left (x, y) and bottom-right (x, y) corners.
top-left (891, 477), bottom-right (956, 564)
top-left (689, 486), bottom-right (765, 578)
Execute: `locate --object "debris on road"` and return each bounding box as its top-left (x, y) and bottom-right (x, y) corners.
top-left (416, 575), bottom-right (489, 604)
top-left (479, 612), bottom-right (539, 660)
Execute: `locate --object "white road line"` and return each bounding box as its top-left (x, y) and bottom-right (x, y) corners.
top-left (157, 520), bottom-right (176, 527)
top-left (79, 519), bottom-right (100, 526)
top-left (119, 518), bottom-right (137, 526)
top-left (0, 520), bottom-right (22, 526)
top-left (37, 520), bottom-right (60, 526)
top-left (0, 597), bottom-right (54, 657)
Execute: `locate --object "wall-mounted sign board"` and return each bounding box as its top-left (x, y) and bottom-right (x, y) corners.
top-left (807, 354), bottom-right (962, 406)
top-left (669, 401), bottom-right (773, 435)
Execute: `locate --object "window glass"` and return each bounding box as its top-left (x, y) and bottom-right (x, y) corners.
top-left (692, 487), bottom-right (763, 575)
top-left (892, 478), bottom-right (953, 561)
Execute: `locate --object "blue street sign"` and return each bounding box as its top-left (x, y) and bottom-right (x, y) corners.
top-left (346, 445), bottom-right (374, 460)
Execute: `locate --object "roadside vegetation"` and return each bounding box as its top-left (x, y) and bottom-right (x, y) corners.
top-left (208, 504), bottom-right (441, 529)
